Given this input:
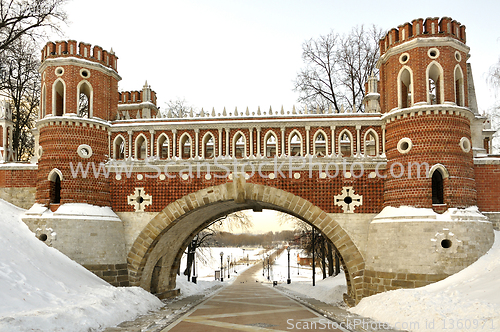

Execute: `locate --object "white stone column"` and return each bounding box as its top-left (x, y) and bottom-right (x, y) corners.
top-left (127, 130), bottom-right (133, 159)
top-left (195, 129), bottom-right (199, 157)
top-left (249, 128), bottom-right (254, 156)
top-left (172, 129), bottom-right (177, 158)
top-left (225, 129), bottom-right (230, 157)
top-left (330, 126), bottom-right (336, 155)
top-left (218, 129), bottom-right (222, 157)
top-left (281, 127), bottom-right (285, 156)
top-left (356, 125), bottom-right (361, 156)
top-left (149, 129), bottom-right (155, 158)
top-left (305, 126), bottom-right (310, 155)
top-left (382, 124), bottom-right (386, 155)
top-left (257, 128), bottom-right (261, 156)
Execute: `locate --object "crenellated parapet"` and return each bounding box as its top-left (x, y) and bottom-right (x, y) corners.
top-left (41, 40), bottom-right (118, 72)
top-left (379, 17), bottom-right (466, 56)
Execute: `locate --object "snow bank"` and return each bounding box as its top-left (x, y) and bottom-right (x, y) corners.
top-left (351, 231), bottom-right (500, 332)
top-left (373, 205), bottom-right (489, 223)
top-left (0, 199), bottom-right (163, 332)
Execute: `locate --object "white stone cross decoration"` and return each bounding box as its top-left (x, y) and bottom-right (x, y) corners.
top-left (127, 187), bottom-right (152, 212)
top-left (334, 186), bottom-right (362, 213)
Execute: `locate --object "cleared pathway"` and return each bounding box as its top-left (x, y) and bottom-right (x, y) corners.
top-left (162, 263), bottom-right (347, 332)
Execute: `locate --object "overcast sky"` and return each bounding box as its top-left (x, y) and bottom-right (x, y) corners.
top-left (54, 0), bottom-right (500, 233)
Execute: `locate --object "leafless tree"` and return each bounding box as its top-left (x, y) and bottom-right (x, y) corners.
top-left (486, 58), bottom-right (500, 153)
top-left (293, 25), bottom-right (383, 113)
top-left (162, 98), bottom-right (198, 118)
top-left (0, 37), bottom-right (39, 161)
top-left (0, 0), bottom-right (68, 51)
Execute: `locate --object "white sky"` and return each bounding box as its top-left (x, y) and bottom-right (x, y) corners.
top-left (55, 0), bottom-right (500, 233)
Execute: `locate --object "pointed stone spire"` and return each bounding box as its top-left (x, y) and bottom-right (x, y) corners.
top-left (167, 109), bottom-right (172, 118)
top-left (200, 108), bottom-right (205, 117)
top-left (257, 106), bottom-right (261, 115)
top-left (223, 107), bottom-right (227, 116)
top-left (316, 105), bottom-right (320, 114)
top-left (212, 107), bottom-right (216, 117)
top-left (304, 105), bottom-right (308, 114)
top-left (136, 110), bottom-right (141, 119)
top-left (269, 106), bottom-right (273, 115)
top-left (328, 104), bottom-right (333, 114)
top-left (292, 105), bottom-right (297, 115)
top-left (142, 80), bottom-right (151, 102)
top-left (246, 107), bottom-right (250, 116)
top-left (234, 107), bottom-right (238, 116)
top-left (280, 105), bottom-right (284, 115)
top-left (352, 105), bottom-right (357, 113)
top-left (340, 105), bottom-right (345, 113)
top-left (189, 108), bottom-right (194, 117)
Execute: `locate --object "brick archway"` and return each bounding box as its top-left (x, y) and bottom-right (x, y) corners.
top-left (127, 181), bottom-right (365, 304)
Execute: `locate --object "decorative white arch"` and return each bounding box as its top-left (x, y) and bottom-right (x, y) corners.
top-left (264, 130), bottom-right (278, 157)
top-left (47, 168), bottom-right (64, 181)
top-left (363, 128), bottom-right (379, 157)
top-left (52, 78), bottom-right (66, 116)
top-left (134, 134), bottom-right (148, 160)
top-left (202, 132), bottom-right (216, 159)
top-left (232, 131), bottom-right (246, 158)
top-left (178, 132), bottom-right (193, 159)
top-left (76, 80), bottom-right (94, 118)
top-left (338, 129), bottom-right (354, 157)
top-left (313, 129), bottom-right (329, 156)
top-left (426, 61), bottom-right (444, 105)
top-left (288, 130), bottom-right (303, 156)
top-left (156, 133), bottom-right (170, 159)
top-left (454, 64), bottom-right (465, 107)
top-left (428, 163), bottom-right (449, 178)
top-left (397, 65), bottom-right (414, 108)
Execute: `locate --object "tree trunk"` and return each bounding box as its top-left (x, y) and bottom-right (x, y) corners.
top-left (327, 241), bottom-right (334, 277)
top-left (321, 238), bottom-right (327, 279)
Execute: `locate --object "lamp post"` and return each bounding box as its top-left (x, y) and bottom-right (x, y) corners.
top-left (267, 255), bottom-right (270, 280)
top-left (220, 251), bottom-right (224, 282)
top-left (227, 256), bottom-right (230, 279)
top-left (287, 246), bottom-right (291, 284)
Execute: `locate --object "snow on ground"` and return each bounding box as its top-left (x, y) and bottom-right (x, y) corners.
top-left (351, 230), bottom-right (500, 332)
top-left (253, 248), bottom-right (348, 305)
top-left (0, 199), bottom-right (163, 332)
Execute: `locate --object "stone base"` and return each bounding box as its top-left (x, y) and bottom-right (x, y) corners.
top-left (84, 263), bottom-right (129, 287)
top-left (363, 270), bottom-right (448, 297)
top-left (156, 288), bottom-right (180, 300)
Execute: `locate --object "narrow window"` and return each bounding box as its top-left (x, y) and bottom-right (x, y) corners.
top-left (204, 135), bottom-right (215, 159)
top-left (54, 80), bottom-right (64, 116)
top-left (234, 133), bottom-right (245, 158)
top-left (157, 134), bottom-right (169, 159)
top-left (314, 132), bottom-right (326, 157)
top-left (265, 134), bottom-right (277, 157)
top-left (428, 63), bottom-right (442, 105)
top-left (455, 66), bottom-right (464, 107)
top-left (78, 82), bottom-right (92, 117)
top-left (340, 132), bottom-right (352, 157)
top-left (136, 135), bottom-right (147, 160)
top-left (114, 136), bottom-right (125, 160)
top-left (290, 132), bottom-right (302, 156)
top-left (432, 170), bottom-right (444, 204)
top-left (364, 132), bottom-right (377, 157)
top-left (49, 174), bottom-right (61, 204)
top-left (399, 68), bottom-right (412, 108)
top-left (180, 135), bottom-right (191, 159)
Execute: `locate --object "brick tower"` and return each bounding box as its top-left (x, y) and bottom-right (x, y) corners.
top-left (35, 41), bottom-right (120, 208)
top-left (362, 18), bottom-right (494, 297)
top-left (378, 17), bottom-right (475, 211)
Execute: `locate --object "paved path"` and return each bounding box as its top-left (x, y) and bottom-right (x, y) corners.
top-left (162, 263), bottom-right (347, 332)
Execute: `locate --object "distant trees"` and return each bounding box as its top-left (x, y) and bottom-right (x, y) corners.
top-left (0, 37), bottom-right (40, 161)
top-left (162, 98), bottom-right (197, 118)
top-left (293, 25), bottom-right (383, 113)
top-left (0, 0), bottom-right (68, 161)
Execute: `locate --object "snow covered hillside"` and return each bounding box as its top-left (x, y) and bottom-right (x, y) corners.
top-left (0, 199), bottom-right (163, 332)
top-left (351, 230), bottom-right (500, 332)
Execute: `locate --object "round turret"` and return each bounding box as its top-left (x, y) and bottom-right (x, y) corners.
top-left (35, 40), bottom-right (120, 207)
top-left (378, 17), bottom-right (475, 210)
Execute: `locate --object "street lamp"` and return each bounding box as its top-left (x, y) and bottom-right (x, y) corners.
top-left (262, 254), bottom-right (265, 276)
top-left (220, 251), bottom-right (224, 282)
top-left (227, 256), bottom-right (230, 279)
top-left (267, 255), bottom-right (270, 280)
top-left (287, 246), bottom-right (291, 284)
